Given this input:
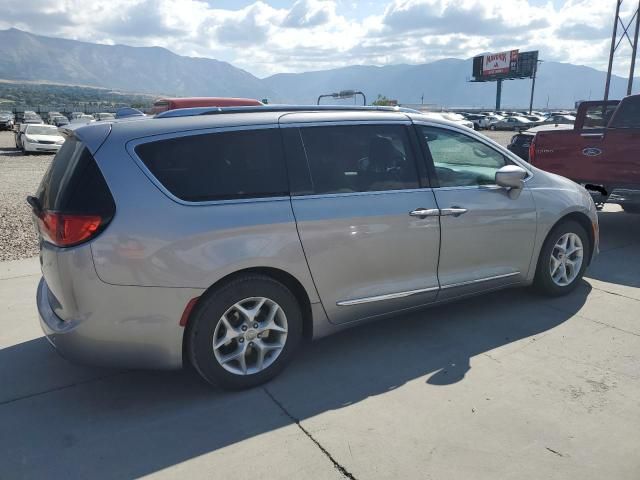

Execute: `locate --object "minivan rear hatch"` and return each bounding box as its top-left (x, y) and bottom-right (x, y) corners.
top-left (28, 135), bottom-right (115, 321)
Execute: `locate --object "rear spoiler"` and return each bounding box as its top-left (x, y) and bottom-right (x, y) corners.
top-left (58, 122), bottom-right (112, 155)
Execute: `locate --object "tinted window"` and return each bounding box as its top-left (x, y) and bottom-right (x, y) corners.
top-left (420, 126), bottom-right (508, 187)
top-left (37, 137), bottom-right (115, 215)
top-left (609, 96), bottom-right (640, 128)
top-left (582, 104), bottom-right (618, 129)
top-left (135, 129), bottom-right (287, 202)
top-left (299, 124), bottom-right (419, 194)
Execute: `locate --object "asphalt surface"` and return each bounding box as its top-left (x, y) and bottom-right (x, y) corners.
top-left (1, 204), bottom-right (639, 479)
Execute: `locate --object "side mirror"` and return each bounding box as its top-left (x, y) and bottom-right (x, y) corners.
top-left (495, 165), bottom-right (527, 198)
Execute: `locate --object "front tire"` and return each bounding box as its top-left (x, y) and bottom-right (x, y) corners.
top-left (187, 274), bottom-right (303, 390)
top-left (534, 220), bottom-right (589, 296)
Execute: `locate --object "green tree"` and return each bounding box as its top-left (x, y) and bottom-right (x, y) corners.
top-left (372, 94), bottom-right (393, 106)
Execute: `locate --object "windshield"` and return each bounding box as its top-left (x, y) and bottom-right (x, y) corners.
top-left (26, 125), bottom-right (59, 135)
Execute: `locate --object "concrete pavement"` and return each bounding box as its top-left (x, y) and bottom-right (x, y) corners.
top-left (1, 205), bottom-right (639, 479)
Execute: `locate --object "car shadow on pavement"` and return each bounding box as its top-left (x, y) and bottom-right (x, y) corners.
top-left (0, 283), bottom-right (592, 478)
top-left (0, 147), bottom-right (24, 157)
top-left (588, 209), bottom-right (640, 289)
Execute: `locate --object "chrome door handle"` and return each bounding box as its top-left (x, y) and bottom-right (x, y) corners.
top-left (440, 207), bottom-right (468, 217)
top-left (409, 208), bottom-right (440, 218)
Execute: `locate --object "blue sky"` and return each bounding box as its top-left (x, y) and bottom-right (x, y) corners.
top-left (0, 0), bottom-right (635, 77)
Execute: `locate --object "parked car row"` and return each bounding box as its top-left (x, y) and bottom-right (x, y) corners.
top-left (7, 110), bottom-right (116, 126)
top-left (0, 110), bottom-right (15, 130)
top-left (456, 110), bottom-right (577, 131)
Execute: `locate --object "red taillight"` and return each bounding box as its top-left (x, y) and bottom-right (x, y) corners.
top-left (528, 136), bottom-right (536, 164)
top-left (37, 212), bottom-right (103, 247)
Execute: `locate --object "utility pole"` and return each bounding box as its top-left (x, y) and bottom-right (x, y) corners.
top-left (629, 0), bottom-right (640, 94)
top-left (529, 60), bottom-right (542, 114)
top-left (604, 0), bottom-right (640, 101)
top-left (495, 79), bottom-right (503, 111)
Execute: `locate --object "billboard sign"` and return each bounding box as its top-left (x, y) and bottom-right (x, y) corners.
top-left (472, 50), bottom-right (538, 81)
top-left (482, 50), bottom-right (518, 76)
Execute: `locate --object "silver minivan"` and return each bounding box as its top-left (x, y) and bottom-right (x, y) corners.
top-left (31, 106), bottom-right (599, 389)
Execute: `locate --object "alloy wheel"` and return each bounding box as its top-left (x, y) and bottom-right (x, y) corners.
top-left (549, 232), bottom-right (584, 287)
top-left (212, 297), bottom-right (288, 375)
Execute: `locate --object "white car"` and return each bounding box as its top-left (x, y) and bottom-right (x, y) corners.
top-left (70, 115), bottom-right (96, 125)
top-left (421, 111), bottom-right (475, 129)
top-left (21, 124), bottom-right (65, 154)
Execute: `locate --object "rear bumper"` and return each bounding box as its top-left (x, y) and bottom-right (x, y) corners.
top-left (37, 274), bottom-right (203, 370)
top-left (37, 277), bottom-right (81, 353)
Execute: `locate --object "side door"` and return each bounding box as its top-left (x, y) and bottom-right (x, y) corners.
top-left (283, 122), bottom-right (441, 325)
top-left (416, 124), bottom-right (538, 300)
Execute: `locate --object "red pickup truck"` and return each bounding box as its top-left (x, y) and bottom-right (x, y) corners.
top-left (530, 94), bottom-right (640, 213)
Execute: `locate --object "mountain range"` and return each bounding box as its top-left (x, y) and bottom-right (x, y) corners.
top-left (0, 28), bottom-right (637, 109)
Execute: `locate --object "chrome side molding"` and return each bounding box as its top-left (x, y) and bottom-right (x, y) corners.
top-left (440, 271), bottom-right (521, 290)
top-left (337, 286), bottom-right (439, 306)
top-left (337, 272), bottom-right (521, 306)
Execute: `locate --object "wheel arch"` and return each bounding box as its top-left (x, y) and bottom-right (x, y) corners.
top-left (547, 211), bottom-right (595, 265)
top-left (181, 266), bottom-right (314, 365)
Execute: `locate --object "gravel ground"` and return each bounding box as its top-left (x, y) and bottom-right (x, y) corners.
top-left (482, 129), bottom-right (514, 146)
top-left (0, 128), bottom-right (514, 262)
top-left (0, 131), bottom-right (54, 261)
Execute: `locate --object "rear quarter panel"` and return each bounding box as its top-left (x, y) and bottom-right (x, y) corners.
top-left (88, 135), bottom-right (320, 303)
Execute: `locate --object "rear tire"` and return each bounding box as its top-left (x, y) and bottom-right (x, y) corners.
top-left (490, 125), bottom-right (496, 131)
top-left (187, 274), bottom-right (303, 390)
top-left (534, 220), bottom-right (590, 296)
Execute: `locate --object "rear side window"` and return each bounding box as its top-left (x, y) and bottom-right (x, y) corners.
top-left (609, 96), bottom-right (640, 128)
top-left (583, 104), bottom-right (618, 129)
top-left (135, 129), bottom-right (287, 202)
top-left (298, 124), bottom-right (419, 195)
top-left (37, 137), bottom-right (115, 215)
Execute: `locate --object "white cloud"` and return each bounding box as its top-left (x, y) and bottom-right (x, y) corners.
top-left (282, 0), bottom-right (335, 28)
top-left (0, 0), bottom-right (633, 77)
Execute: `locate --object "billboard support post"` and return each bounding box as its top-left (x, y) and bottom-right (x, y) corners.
top-left (470, 50), bottom-right (538, 109)
top-left (529, 60), bottom-right (539, 114)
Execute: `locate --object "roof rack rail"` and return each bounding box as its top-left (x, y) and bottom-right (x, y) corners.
top-left (155, 104), bottom-right (421, 119)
